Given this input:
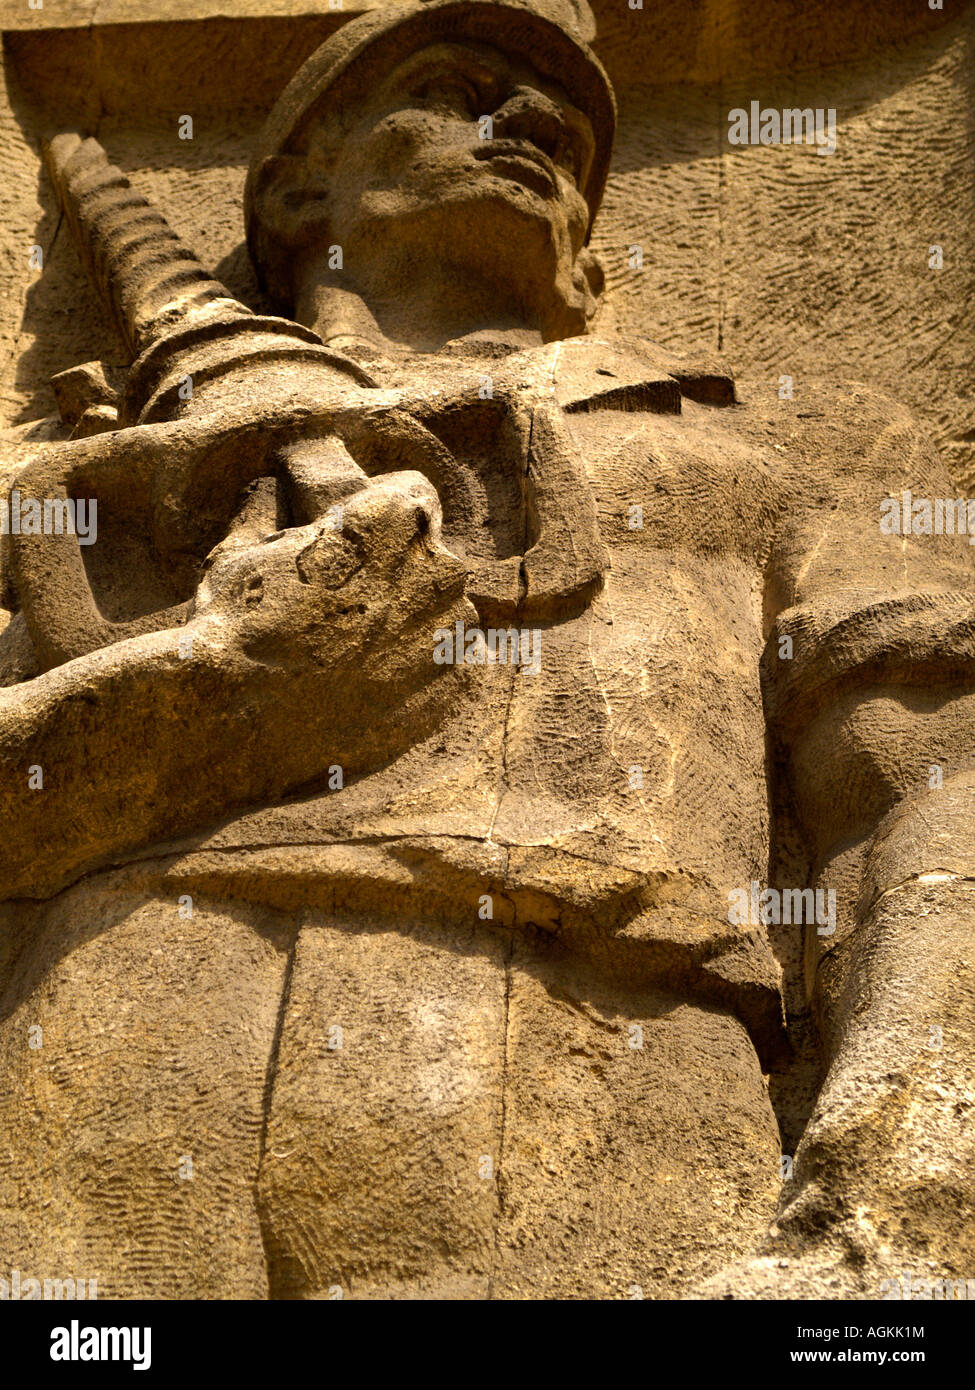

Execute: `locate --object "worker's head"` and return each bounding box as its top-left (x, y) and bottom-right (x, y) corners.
top-left (245, 0), bottom-right (615, 346)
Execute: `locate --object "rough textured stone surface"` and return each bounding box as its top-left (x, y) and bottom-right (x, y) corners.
top-left (0, 0), bottom-right (972, 1301)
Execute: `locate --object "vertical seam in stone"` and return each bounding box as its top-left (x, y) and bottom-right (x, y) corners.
top-left (489, 933), bottom-right (513, 1302)
top-left (255, 919), bottom-right (299, 1299)
top-left (485, 399), bottom-right (538, 1295)
top-left (486, 667), bottom-right (517, 848)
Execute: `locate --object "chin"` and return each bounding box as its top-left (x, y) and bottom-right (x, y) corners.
top-left (439, 184), bottom-right (576, 273)
top-left (351, 187), bottom-right (588, 337)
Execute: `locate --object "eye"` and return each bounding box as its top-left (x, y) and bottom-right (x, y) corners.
top-left (411, 72), bottom-right (481, 117)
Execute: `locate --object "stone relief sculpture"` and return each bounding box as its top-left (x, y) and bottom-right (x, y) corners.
top-left (0, 0), bottom-right (973, 1300)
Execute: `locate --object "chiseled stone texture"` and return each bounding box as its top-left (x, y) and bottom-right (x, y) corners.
top-left (0, 0), bottom-right (972, 1302)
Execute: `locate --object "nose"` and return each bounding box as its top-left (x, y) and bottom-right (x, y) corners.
top-left (336, 471), bottom-right (468, 599)
top-left (491, 86), bottom-right (564, 160)
top-left (340, 471), bottom-right (444, 556)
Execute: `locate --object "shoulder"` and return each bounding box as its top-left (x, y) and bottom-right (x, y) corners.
top-left (730, 377), bottom-right (951, 493)
top-left (503, 334), bottom-right (738, 414)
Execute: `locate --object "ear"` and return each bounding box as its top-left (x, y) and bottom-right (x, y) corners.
top-left (251, 154), bottom-right (331, 248)
top-left (575, 245), bottom-right (605, 323)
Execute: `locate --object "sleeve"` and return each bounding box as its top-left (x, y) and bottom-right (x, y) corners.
top-left (760, 382), bottom-right (975, 863)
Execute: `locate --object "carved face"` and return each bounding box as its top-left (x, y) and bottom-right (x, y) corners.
top-left (320, 41), bottom-right (594, 244)
top-left (269, 39), bottom-right (601, 337)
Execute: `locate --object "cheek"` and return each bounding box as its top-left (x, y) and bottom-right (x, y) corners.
top-left (352, 110), bottom-right (476, 184)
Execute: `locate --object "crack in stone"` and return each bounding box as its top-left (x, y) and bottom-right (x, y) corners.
top-left (254, 919), bottom-right (299, 1300)
top-left (488, 933), bottom-right (513, 1301)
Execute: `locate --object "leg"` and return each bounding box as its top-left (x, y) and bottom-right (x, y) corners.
top-left (0, 878), bottom-right (289, 1298)
top-left (493, 941), bottom-right (781, 1299)
top-left (707, 776), bottom-right (975, 1298)
top-left (257, 918), bottom-right (781, 1299)
top-left (256, 912), bottom-right (507, 1300)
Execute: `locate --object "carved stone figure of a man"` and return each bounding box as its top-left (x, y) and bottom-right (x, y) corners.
top-left (1, 0), bottom-right (974, 1300)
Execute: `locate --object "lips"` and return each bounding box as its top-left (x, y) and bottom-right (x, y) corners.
top-left (473, 140), bottom-right (559, 197)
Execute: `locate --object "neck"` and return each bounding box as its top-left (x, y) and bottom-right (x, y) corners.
top-left (292, 255), bottom-right (549, 357)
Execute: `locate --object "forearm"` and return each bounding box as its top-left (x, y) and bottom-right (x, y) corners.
top-left (776, 774), bottom-right (975, 1272)
top-left (0, 623), bottom-right (254, 899)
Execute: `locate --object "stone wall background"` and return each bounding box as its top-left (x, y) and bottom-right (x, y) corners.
top-left (1, 0), bottom-right (973, 482)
